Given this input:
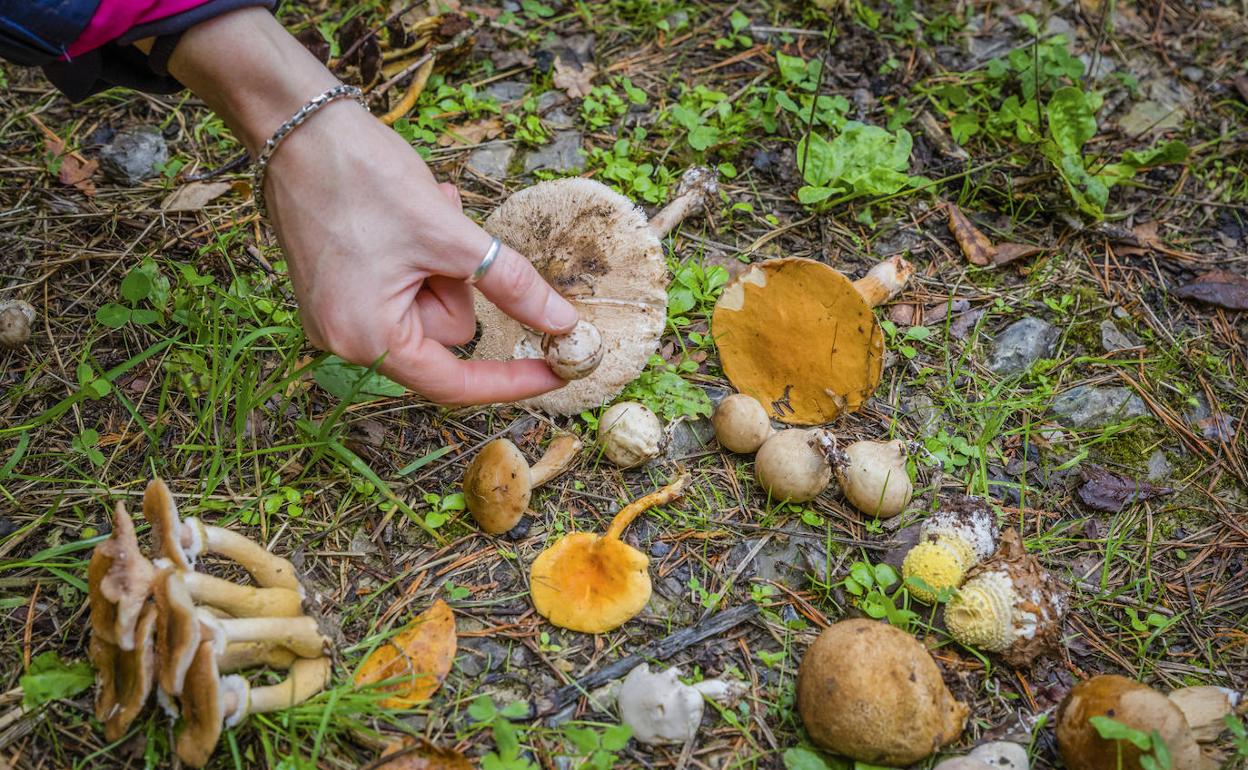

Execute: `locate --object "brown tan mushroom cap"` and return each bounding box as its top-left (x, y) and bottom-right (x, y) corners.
top-left (464, 439), bottom-right (532, 534)
top-left (475, 178), bottom-right (667, 415)
top-left (713, 258), bottom-right (885, 425)
top-left (88, 501), bottom-right (156, 650)
top-left (90, 603), bottom-right (158, 741)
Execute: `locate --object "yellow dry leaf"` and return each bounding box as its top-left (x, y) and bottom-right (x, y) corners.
top-left (436, 118), bottom-right (504, 147)
top-left (945, 203), bottom-right (996, 266)
top-left (355, 599), bottom-right (456, 709)
top-left (374, 736), bottom-right (473, 770)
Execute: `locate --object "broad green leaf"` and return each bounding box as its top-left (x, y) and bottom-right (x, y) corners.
top-left (1122, 140), bottom-right (1189, 168)
top-left (1089, 716), bottom-right (1153, 750)
top-left (783, 747), bottom-right (832, 770)
top-left (96, 303), bottom-right (131, 329)
top-left (21, 652), bottom-right (93, 708)
top-left (1047, 87), bottom-right (1097, 156)
top-left (313, 355), bottom-right (406, 402)
top-left (120, 269), bottom-right (153, 303)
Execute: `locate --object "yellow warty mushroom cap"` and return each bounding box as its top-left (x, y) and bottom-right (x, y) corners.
top-left (945, 570), bottom-right (1015, 651)
top-left (902, 537), bottom-right (969, 604)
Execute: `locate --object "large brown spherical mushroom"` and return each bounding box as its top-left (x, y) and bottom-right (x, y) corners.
top-left (712, 393), bottom-right (774, 454)
top-left (88, 501), bottom-right (157, 650)
top-left (797, 619), bottom-right (968, 765)
top-left (463, 434), bottom-right (581, 534)
top-left (1057, 675), bottom-right (1211, 770)
top-left (474, 169), bottom-right (716, 416)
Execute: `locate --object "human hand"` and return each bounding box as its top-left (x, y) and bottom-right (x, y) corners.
top-left (168, 8), bottom-right (578, 405)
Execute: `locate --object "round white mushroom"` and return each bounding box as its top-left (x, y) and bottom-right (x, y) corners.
top-left (598, 402), bottom-right (663, 468)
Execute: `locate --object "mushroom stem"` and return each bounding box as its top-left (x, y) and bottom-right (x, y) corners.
top-left (852, 255), bottom-right (913, 308)
top-left (219, 642), bottom-right (298, 673)
top-left (191, 520), bottom-right (303, 594)
top-left (529, 434), bottom-right (583, 487)
top-left (604, 472), bottom-right (691, 541)
top-left (181, 572), bottom-right (303, 618)
top-left (648, 167), bottom-right (718, 238)
top-left (236, 657), bottom-right (332, 718)
top-left (199, 613), bottom-right (329, 659)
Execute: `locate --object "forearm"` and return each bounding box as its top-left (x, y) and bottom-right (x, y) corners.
top-left (166, 7), bottom-right (339, 156)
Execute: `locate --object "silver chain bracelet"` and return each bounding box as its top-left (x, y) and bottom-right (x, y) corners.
top-left (252, 84), bottom-right (368, 219)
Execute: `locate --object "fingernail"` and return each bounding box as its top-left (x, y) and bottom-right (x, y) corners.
top-left (543, 294), bottom-right (578, 331)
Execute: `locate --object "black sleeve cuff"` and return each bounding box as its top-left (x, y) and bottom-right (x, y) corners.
top-left (41, 0), bottom-right (276, 102)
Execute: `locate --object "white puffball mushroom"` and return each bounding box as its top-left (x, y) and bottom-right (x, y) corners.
top-left (542, 320), bottom-right (604, 380)
top-left (833, 439), bottom-right (913, 518)
top-left (0, 300), bottom-right (35, 350)
top-left (712, 394), bottom-right (774, 453)
top-left (755, 429), bottom-right (832, 503)
top-left (598, 401), bottom-right (663, 468)
top-left (968, 741), bottom-right (1029, 770)
top-left (616, 664), bottom-right (748, 745)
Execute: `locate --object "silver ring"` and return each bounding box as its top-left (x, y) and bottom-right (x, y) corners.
top-left (467, 238), bottom-right (501, 286)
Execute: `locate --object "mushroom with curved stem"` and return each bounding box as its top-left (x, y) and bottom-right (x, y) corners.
top-left (89, 603), bottom-right (158, 741)
top-left (88, 501), bottom-right (157, 650)
top-left (713, 255), bottom-right (913, 425)
top-left (218, 641), bottom-right (299, 673)
top-left (943, 529), bottom-right (1066, 667)
top-left (152, 557), bottom-right (303, 617)
top-left (463, 434), bottom-right (582, 534)
top-left (142, 478), bottom-right (303, 592)
top-left (902, 495), bottom-right (1000, 603)
top-left (616, 663), bottom-right (749, 745)
top-left (474, 169), bottom-right (717, 416)
top-left (175, 638), bottom-right (331, 768)
top-left (754, 429), bottom-right (832, 503)
top-left (0, 299), bottom-right (35, 349)
top-left (529, 472), bottom-right (690, 633)
top-left (647, 165), bottom-right (719, 237)
top-left (597, 401), bottom-right (663, 468)
top-left (712, 393), bottom-right (774, 454)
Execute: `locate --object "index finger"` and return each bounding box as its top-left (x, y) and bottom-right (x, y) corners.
top-left (380, 335), bottom-right (567, 406)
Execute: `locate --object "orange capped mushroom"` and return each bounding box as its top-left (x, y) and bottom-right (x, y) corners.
top-left (712, 255), bottom-right (912, 425)
top-left (529, 472), bottom-right (690, 633)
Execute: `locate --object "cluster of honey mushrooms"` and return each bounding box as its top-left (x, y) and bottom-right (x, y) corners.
top-left (88, 480), bottom-right (329, 767)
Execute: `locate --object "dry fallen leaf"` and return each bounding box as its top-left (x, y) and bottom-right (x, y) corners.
top-left (354, 599), bottom-right (456, 708)
top-left (1172, 270), bottom-right (1248, 311)
top-left (553, 56), bottom-right (597, 99)
top-left (374, 736), bottom-right (473, 770)
top-left (946, 203), bottom-right (996, 266)
top-left (160, 181), bottom-right (233, 212)
top-left (30, 116), bottom-right (97, 196)
top-left (436, 118), bottom-right (504, 147)
top-left (991, 242), bottom-right (1045, 266)
top-left (1077, 466), bottom-right (1172, 513)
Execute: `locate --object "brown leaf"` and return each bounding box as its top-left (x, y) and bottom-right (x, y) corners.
top-left (354, 599), bottom-right (456, 708)
top-left (946, 203), bottom-right (996, 266)
top-left (1172, 270), bottom-right (1248, 311)
top-left (32, 120), bottom-right (97, 196)
top-left (436, 118), bottom-right (504, 147)
top-left (553, 56), bottom-right (597, 99)
top-left (160, 181), bottom-right (233, 212)
top-left (374, 737), bottom-right (473, 770)
top-left (1077, 466), bottom-right (1172, 512)
top-left (992, 242), bottom-right (1045, 266)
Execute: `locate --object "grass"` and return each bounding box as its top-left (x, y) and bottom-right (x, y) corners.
top-left (2, 0), bottom-right (1248, 768)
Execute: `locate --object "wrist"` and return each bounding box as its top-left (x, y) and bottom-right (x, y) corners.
top-left (168, 7), bottom-right (339, 156)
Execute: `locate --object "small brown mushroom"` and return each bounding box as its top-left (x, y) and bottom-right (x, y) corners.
top-left (711, 394), bottom-right (774, 454)
top-left (754, 429), bottom-right (832, 503)
top-left (0, 299), bottom-right (35, 349)
top-left (463, 434), bottom-right (581, 534)
top-left (1056, 675), bottom-right (1211, 770)
top-left (142, 479), bottom-right (302, 592)
top-left (88, 501), bottom-right (157, 650)
top-left (89, 603), bottom-right (158, 741)
top-left (797, 618), bottom-right (968, 765)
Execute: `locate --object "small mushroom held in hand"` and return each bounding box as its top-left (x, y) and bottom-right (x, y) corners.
top-left (712, 393), bottom-right (774, 453)
top-left (832, 439), bottom-right (913, 518)
top-left (1057, 675), bottom-right (1211, 770)
top-left (903, 496), bottom-right (1000, 603)
top-left (542, 319), bottom-right (604, 380)
top-left (597, 401), bottom-right (663, 468)
top-left (530, 472), bottom-right (689, 633)
top-left (754, 429), bottom-right (832, 503)
top-left (88, 501), bottom-right (157, 650)
top-left (0, 299), bottom-right (35, 349)
top-left (616, 663), bottom-right (748, 745)
top-left (797, 618), bottom-right (968, 765)
top-left (463, 434), bottom-right (582, 534)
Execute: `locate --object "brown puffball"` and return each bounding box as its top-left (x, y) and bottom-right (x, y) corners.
top-left (1056, 675), bottom-right (1211, 770)
top-left (797, 619), bottom-right (968, 765)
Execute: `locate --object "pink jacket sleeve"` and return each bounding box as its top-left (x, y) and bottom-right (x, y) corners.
top-left (68, 0), bottom-right (213, 56)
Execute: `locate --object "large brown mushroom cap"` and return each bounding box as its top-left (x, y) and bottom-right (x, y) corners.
top-left (463, 439), bottom-right (533, 534)
top-left (713, 258), bottom-right (887, 425)
top-left (174, 640), bottom-right (235, 768)
top-left (143, 478), bottom-right (195, 570)
top-left (90, 603), bottom-right (157, 741)
top-left (1056, 675), bottom-right (1211, 770)
top-left (797, 618), bottom-right (968, 765)
top-left (88, 501), bottom-right (156, 650)
top-left (474, 178), bottom-right (667, 415)
top-left (154, 569), bottom-right (203, 696)
top-left (529, 532), bottom-right (651, 633)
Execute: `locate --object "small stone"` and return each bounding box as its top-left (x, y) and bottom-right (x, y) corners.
top-left (1050, 385), bottom-right (1149, 428)
top-left (523, 131), bottom-right (583, 173)
top-left (969, 741), bottom-right (1029, 770)
top-left (988, 317), bottom-right (1059, 374)
top-left (665, 417), bottom-right (714, 460)
top-left (543, 107), bottom-right (577, 130)
top-left (1100, 320), bottom-right (1141, 352)
top-left (99, 127), bottom-right (168, 184)
top-left (1180, 66), bottom-right (1205, 83)
top-left (649, 540), bottom-right (672, 558)
top-left (535, 90), bottom-right (564, 111)
top-left (1146, 450), bottom-right (1172, 482)
top-left (485, 80), bottom-right (529, 102)
top-left (467, 142), bottom-right (515, 178)
top-left (505, 516), bottom-right (531, 540)
top-left (902, 393), bottom-right (942, 433)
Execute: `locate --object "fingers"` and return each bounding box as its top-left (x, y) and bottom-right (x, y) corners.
top-left (470, 240), bottom-right (579, 335)
top-left (380, 335), bottom-right (566, 405)
top-left (416, 275), bottom-right (476, 346)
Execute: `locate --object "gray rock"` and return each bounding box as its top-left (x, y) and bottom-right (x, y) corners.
top-left (1051, 385), bottom-right (1149, 428)
top-left (1119, 78), bottom-right (1193, 137)
top-left (726, 527), bottom-right (829, 585)
top-left (665, 417), bottom-right (714, 460)
top-left (1100, 320), bottom-right (1141, 352)
top-left (99, 127), bottom-right (168, 184)
top-left (467, 142), bottom-right (515, 178)
top-left (1147, 450), bottom-right (1172, 482)
top-left (536, 90), bottom-right (564, 112)
top-left (902, 393), bottom-right (942, 433)
top-left (544, 107), bottom-right (577, 130)
top-left (523, 131), bottom-right (583, 173)
top-left (988, 317), bottom-right (1059, 374)
top-left (1180, 66), bottom-right (1205, 83)
top-left (485, 80), bottom-right (530, 103)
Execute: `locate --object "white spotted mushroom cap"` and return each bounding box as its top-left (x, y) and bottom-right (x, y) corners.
top-left (474, 178), bottom-right (667, 415)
